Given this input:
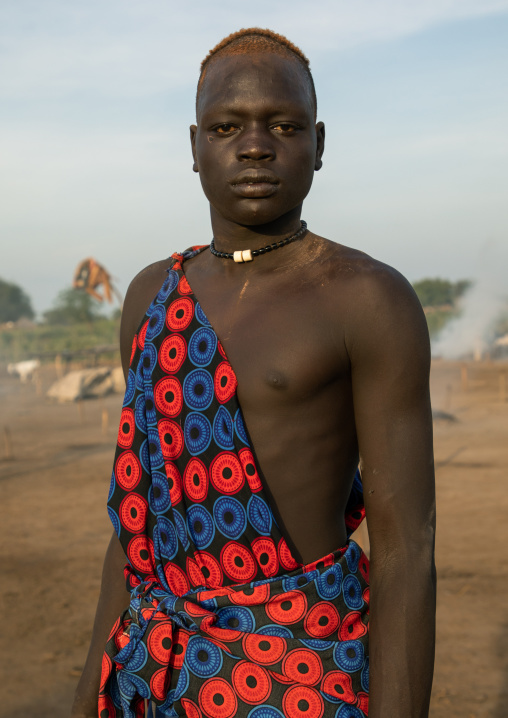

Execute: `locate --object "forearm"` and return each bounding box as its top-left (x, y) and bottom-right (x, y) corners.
top-left (71, 532), bottom-right (131, 718)
top-left (368, 548), bottom-right (436, 718)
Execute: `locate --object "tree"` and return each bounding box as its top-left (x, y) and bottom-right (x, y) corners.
top-left (0, 278), bottom-right (35, 323)
top-left (43, 287), bottom-right (103, 325)
top-left (412, 278), bottom-right (471, 308)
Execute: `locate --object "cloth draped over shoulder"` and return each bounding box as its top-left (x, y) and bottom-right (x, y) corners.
top-left (100, 247), bottom-right (370, 718)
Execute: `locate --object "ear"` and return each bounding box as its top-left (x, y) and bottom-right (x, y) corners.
top-left (314, 121), bottom-right (325, 171)
top-left (190, 124), bottom-right (199, 172)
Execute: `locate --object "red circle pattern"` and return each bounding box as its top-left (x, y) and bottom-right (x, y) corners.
top-left (210, 453), bottom-right (244, 495)
top-left (184, 457), bottom-right (209, 502)
top-left (199, 678), bottom-right (238, 718)
top-left (159, 333), bottom-right (187, 374)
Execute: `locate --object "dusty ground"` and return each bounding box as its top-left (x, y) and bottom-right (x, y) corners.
top-left (1, 360), bottom-right (507, 718)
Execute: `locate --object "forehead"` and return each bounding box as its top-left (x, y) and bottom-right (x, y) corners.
top-left (197, 53), bottom-right (314, 119)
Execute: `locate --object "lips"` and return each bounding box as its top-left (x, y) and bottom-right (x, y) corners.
top-left (230, 170), bottom-right (279, 198)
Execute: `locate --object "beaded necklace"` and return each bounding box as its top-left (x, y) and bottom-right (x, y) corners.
top-left (209, 220), bottom-right (307, 263)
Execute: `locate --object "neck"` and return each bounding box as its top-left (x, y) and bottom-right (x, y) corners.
top-left (209, 207), bottom-right (303, 254)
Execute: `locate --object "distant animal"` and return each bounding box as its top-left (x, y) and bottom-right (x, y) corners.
top-left (7, 359), bottom-right (40, 383)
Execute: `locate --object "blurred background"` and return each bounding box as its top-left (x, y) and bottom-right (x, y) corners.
top-left (1, 2), bottom-right (507, 716)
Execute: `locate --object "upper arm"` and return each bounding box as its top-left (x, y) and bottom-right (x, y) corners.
top-left (346, 265), bottom-right (435, 559)
top-left (119, 259), bottom-right (171, 381)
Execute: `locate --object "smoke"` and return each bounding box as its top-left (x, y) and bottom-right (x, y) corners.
top-left (431, 254), bottom-right (507, 360)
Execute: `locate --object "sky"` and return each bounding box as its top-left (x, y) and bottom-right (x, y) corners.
top-left (1, 0), bottom-right (507, 315)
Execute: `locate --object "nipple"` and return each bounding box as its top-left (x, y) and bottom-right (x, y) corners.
top-left (266, 370), bottom-right (288, 389)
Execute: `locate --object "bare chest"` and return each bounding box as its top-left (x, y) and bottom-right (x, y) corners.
top-left (183, 261), bottom-right (349, 413)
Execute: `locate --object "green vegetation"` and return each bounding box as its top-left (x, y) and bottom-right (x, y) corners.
top-left (43, 287), bottom-right (105, 325)
top-left (410, 277), bottom-right (474, 339)
top-left (412, 277), bottom-right (471, 308)
top-left (0, 278), bottom-right (34, 323)
top-left (0, 317), bottom-right (120, 363)
top-left (0, 283), bottom-right (122, 363)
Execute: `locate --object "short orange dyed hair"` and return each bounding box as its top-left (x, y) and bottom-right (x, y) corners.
top-left (197, 28), bottom-right (317, 117)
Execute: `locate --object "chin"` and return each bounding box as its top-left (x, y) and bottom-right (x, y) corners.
top-left (217, 200), bottom-right (305, 228)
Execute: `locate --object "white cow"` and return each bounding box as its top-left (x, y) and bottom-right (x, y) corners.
top-left (7, 359), bottom-right (41, 383)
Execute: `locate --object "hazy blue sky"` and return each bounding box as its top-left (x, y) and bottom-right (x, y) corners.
top-left (1, 0), bottom-right (507, 314)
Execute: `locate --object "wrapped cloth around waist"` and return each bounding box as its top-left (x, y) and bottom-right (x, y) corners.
top-left (100, 540), bottom-right (370, 718)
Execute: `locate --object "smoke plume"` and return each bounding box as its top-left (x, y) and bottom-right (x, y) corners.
top-left (431, 258), bottom-right (507, 360)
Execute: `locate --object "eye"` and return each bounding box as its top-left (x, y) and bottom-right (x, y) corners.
top-left (272, 123), bottom-right (299, 134)
top-left (213, 123), bottom-right (238, 135)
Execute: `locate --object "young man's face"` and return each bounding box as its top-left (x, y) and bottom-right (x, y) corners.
top-left (190, 53), bottom-right (324, 228)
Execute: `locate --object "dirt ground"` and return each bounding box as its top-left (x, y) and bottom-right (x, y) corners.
top-left (1, 359), bottom-right (507, 718)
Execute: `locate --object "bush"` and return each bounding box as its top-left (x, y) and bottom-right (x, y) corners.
top-left (0, 278), bottom-right (34, 323)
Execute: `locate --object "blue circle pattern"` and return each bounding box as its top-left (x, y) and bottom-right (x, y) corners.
top-left (161, 664), bottom-right (189, 712)
top-left (343, 574), bottom-right (363, 610)
top-left (147, 426), bottom-right (164, 469)
top-left (185, 635), bottom-right (223, 678)
top-left (124, 641), bottom-right (148, 672)
top-left (257, 624), bottom-right (293, 639)
top-left (148, 472), bottom-right (171, 514)
top-left (108, 471), bottom-right (115, 501)
top-left (142, 342), bottom-right (158, 377)
top-left (247, 495), bottom-right (272, 535)
top-left (186, 504), bottom-right (215, 549)
top-left (195, 302), bottom-right (210, 326)
top-left (156, 270), bottom-right (179, 303)
top-left (118, 671), bottom-right (150, 699)
top-left (213, 406), bottom-right (235, 450)
top-left (155, 516), bottom-right (178, 559)
top-left (335, 706), bottom-right (364, 718)
top-left (189, 327), bottom-right (217, 367)
top-left (183, 369), bottom-right (214, 411)
top-left (135, 357), bottom-right (144, 391)
top-left (110, 674), bottom-right (122, 708)
top-left (301, 638), bottom-right (334, 651)
top-left (108, 507), bottom-right (120, 537)
top-left (173, 664), bottom-right (189, 701)
top-left (217, 606), bottom-right (255, 633)
top-left (248, 708), bottom-right (284, 718)
top-left (334, 640), bottom-right (365, 673)
top-left (316, 563), bottom-right (343, 600)
top-left (146, 304), bottom-right (166, 341)
top-left (234, 409), bottom-right (249, 445)
top-left (139, 438), bottom-right (150, 474)
top-left (135, 394), bottom-right (147, 432)
top-left (283, 570), bottom-right (319, 593)
top-left (172, 509), bottom-right (189, 550)
top-left (123, 369), bottom-right (136, 406)
top-left (345, 541), bottom-right (360, 573)
top-left (144, 386), bottom-right (157, 425)
top-left (213, 496), bottom-right (247, 539)
top-left (184, 412), bottom-right (212, 456)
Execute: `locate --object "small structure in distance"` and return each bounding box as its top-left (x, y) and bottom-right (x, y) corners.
top-left (73, 258), bottom-right (123, 305)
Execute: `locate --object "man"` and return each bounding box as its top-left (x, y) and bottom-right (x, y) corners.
top-left (72, 28), bottom-right (435, 718)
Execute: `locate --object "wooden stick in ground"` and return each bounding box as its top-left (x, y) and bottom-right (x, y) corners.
top-left (102, 408), bottom-right (109, 436)
top-left (3, 427), bottom-right (13, 460)
top-left (500, 372), bottom-right (507, 403)
top-left (461, 363), bottom-right (468, 392)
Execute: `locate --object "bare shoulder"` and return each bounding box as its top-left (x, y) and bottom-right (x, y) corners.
top-left (119, 258), bottom-right (172, 377)
top-left (308, 234), bottom-right (429, 361)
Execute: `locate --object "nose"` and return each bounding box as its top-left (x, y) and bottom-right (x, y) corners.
top-left (237, 124), bottom-right (275, 161)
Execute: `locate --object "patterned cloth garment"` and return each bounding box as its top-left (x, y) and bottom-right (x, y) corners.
top-left (100, 247), bottom-right (370, 718)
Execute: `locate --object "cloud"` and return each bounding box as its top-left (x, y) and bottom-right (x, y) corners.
top-left (1, 0), bottom-right (507, 98)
